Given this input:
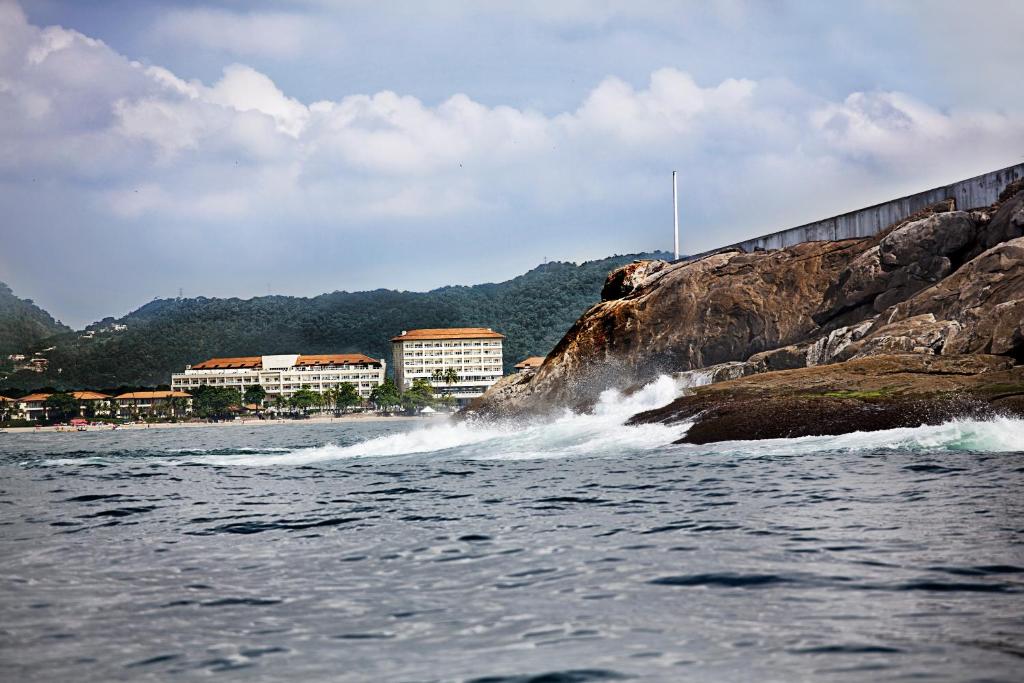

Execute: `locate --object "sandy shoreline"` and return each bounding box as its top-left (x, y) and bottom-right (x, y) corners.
top-left (0, 414), bottom-right (436, 434)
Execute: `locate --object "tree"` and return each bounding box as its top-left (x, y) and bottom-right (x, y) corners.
top-left (191, 385), bottom-right (237, 420)
top-left (244, 384), bottom-right (266, 408)
top-left (44, 392), bottom-right (79, 423)
top-left (167, 396), bottom-right (188, 418)
top-left (401, 378), bottom-right (435, 413)
top-left (289, 388), bottom-right (319, 415)
top-left (442, 368), bottom-right (460, 386)
top-left (431, 369), bottom-right (444, 384)
top-left (369, 378), bottom-right (401, 412)
top-left (336, 382), bottom-right (360, 412)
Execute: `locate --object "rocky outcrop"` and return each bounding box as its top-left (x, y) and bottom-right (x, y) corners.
top-left (468, 188), bottom-right (1024, 425)
top-left (628, 354), bottom-right (1024, 443)
top-left (468, 239), bottom-right (867, 416)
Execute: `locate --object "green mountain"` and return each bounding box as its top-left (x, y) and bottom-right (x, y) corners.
top-left (0, 252), bottom-right (670, 390)
top-left (0, 281), bottom-right (71, 360)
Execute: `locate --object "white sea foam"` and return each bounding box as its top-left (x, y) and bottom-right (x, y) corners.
top-left (192, 374), bottom-right (694, 466)
top-left (686, 416), bottom-right (1024, 457)
top-left (83, 374), bottom-right (1024, 467)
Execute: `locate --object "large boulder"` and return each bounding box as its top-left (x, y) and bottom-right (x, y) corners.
top-left (878, 211), bottom-right (977, 269)
top-left (975, 185), bottom-right (1024, 253)
top-left (881, 236), bottom-right (1024, 361)
top-left (471, 239), bottom-right (867, 416)
top-left (815, 210), bottom-right (984, 326)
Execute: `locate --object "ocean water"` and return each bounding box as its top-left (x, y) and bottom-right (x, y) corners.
top-left (1, 377), bottom-right (1023, 682)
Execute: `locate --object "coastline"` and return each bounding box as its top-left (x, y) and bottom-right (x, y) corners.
top-left (0, 413), bottom-right (435, 434)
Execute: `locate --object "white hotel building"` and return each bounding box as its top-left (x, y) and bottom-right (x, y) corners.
top-left (391, 328), bottom-right (504, 404)
top-left (171, 354), bottom-right (386, 400)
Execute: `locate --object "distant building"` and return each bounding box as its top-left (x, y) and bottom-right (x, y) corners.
top-left (71, 391), bottom-right (113, 417)
top-left (515, 356), bottom-right (546, 374)
top-left (0, 395), bottom-right (15, 420)
top-left (12, 391), bottom-right (112, 421)
top-left (170, 353), bottom-right (386, 401)
top-left (114, 391), bottom-right (192, 417)
top-left (16, 392), bottom-right (50, 421)
top-left (25, 357), bottom-right (48, 373)
top-left (391, 328), bottom-right (504, 405)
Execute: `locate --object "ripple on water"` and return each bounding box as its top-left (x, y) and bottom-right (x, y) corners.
top-left (649, 573), bottom-right (794, 588)
top-left (466, 670), bottom-right (630, 683)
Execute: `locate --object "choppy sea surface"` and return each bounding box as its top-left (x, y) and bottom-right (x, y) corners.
top-left (1, 376), bottom-right (1023, 682)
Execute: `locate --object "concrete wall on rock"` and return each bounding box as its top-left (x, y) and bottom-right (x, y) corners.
top-left (690, 163), bottom-right (1024, 258)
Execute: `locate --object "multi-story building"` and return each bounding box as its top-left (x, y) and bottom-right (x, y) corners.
top-left (114, 391), bottom-right (192, 417)
top-left (391, 328), bottom-right (504, 405)
top-left (171, 353), bottom-right (386, 401)
top-left (12, 391), bottom-right (113, 421)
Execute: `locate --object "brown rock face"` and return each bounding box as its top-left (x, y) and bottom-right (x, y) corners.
top-left (880, 237), bottom-right (1024, 361)
top-left (468, 189), bottom-right (1024, 422)
top-left (470, 239), bottom-right (867, 416)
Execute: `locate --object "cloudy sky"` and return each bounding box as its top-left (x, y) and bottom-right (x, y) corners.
top-left (2, 0), bottom-right (1023, 327)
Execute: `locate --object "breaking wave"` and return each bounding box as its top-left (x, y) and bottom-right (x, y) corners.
top-left (192, 375), bottom-right (692, 466)
top-left (693, 416), bottom-right (1024, 457)
top-left (185, 375), bottom-right (1024, 466)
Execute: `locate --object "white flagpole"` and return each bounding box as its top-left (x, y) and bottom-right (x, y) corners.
top-left (672, 171), bottom-right (680, 260)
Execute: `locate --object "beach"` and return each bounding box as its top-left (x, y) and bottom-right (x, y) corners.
top-left (0, 413), bottom-right (435, 434)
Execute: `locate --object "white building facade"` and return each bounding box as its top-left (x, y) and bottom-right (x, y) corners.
top-left (391, 328), bottom-right (504, 405)
top-left (171, 354), bottom-right (386, 400)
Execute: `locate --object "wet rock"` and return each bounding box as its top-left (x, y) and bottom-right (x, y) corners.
top-left (805, 320), bottom-right (874, 366)
top-left (628, 354), bottom-right (1023, 444)
top-left (746, 344), bottom-right (808, 372)
top-left (673, 360), bottom-right (762, 387)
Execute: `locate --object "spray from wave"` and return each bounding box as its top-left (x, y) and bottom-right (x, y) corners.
top-left (697, 416), bottom-right (1024, 457)
top-left (191, 375), bottom-right (692, 466)
top-left (184, 373), bottom-right (1024, 467)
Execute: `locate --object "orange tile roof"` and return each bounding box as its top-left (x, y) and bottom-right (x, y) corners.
top-left (0, 395), bottom-right (13, 403)
top-left (19, 393), bottom-right (51, 402)
top-left (191, 356), bottom-right (262, 370)
top-left (72, 391), bottom-right (110, 400)
top-left (515, 356), bottom-right (546, 369)
top-left (391, 327), bottom-right (504, 342)
top-left (295, 353), bottom-right (381, 367)
top-left (115, 391), bottom-right (192, 400)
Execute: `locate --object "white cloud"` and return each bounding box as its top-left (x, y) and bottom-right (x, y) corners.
top-left (3, 0), bottom-right (1024, 326)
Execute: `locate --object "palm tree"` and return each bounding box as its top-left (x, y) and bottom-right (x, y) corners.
top-left (431, 368), bottom-right (444, 384)
top-left (443, 368), bottom-right (460, 386)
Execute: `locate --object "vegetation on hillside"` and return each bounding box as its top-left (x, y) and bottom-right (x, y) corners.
top-left (0, 282), bottom-right (70, 364)
top-left (0, 252), bottom-right (670, 390)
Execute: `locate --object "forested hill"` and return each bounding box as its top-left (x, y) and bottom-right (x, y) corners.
top-left (0, 252), bottom-right (671, 390)
top-left (0, 282), bottom-right (70, 358)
